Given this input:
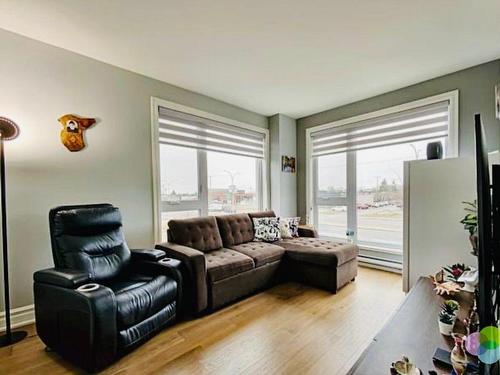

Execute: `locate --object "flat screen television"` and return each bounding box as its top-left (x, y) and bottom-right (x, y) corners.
top-left (474, 113), bottom-right (499, 374)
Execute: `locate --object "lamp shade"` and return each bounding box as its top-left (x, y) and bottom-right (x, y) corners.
top-left (0, 117), bottom-right (19, 141)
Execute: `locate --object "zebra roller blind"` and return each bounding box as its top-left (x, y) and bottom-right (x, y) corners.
top-left (311, 100), bottom-right (450, 157)
top-left (158, 107), bottom-right (265, 159)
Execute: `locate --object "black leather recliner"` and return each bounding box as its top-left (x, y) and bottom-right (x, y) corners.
top-left (33, 204), bottom-right (182, 372)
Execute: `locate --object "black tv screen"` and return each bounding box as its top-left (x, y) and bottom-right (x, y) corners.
top-left (474, 114), bottom-right (499, 374)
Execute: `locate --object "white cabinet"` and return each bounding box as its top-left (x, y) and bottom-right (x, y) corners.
top-left (403, 157), bottom-right (477, 291)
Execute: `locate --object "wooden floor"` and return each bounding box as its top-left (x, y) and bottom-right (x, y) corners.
top-left (0, 267), bottom-right (404, 375)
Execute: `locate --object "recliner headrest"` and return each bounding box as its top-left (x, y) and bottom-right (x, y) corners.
top-left (52, 205), bottom-right (122, 236)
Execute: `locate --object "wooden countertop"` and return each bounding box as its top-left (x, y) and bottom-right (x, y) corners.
top-left (347, 276), bottom-right (475, 374)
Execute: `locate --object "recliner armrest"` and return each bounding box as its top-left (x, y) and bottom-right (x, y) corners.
top-left (155, 242), bottom-right (207, 315)
top-left (131, 248), bottom-right (166, 262)
top-left (34, 268), bottom-right (91, 289)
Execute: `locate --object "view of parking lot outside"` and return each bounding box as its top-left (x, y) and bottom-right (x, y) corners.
top-left (206, 152), bottom-right (258, 216)
top-left (159, 144), bottom-right (259, 239)
top-left (317, 138), bottom-right (445, 250)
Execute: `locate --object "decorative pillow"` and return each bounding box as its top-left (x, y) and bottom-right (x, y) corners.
top-left (253, 217), bottom-right (281, 242)
top-left (279, 217), bottom-right (300, 238)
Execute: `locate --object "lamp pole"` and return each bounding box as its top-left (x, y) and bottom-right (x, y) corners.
top-left (0, 118), bottom-right (27, 347)
top-left (0, 135), bottom-right (12, 343)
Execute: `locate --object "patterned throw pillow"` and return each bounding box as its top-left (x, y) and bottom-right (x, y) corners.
top-left (253, 217), bottom-right (281, 242)
top-left (279, 217), bottom-right (300, 238)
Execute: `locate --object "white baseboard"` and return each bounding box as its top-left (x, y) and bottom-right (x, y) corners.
top-left (359, 260), bottom-right (402, 274)
top-left (0, 305), bottom-right (35, 332)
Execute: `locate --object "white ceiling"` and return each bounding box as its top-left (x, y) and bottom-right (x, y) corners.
top-left (1, 1), bottom-right (499, 118)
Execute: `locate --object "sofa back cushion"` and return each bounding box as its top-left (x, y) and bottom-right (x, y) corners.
top-left (168, 216), bottom-right (223, 252)
top-left (248, 211), bottom-right (276, 220)
top-left (216, 213), bottom-right (255, 246)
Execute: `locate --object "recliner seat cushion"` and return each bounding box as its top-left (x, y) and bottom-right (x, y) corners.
top-left (205, 249), bottom-right (254, 282)
top-left (230, 241), bottom-right (285, 267)
top-left (216, 214), bottom-right (254, 246)
top-left (108, 274), bottom-right (154, 294)
top-left (118, 302), bottom-right (177, 349)
top-left (167, 217), bottom-right (223, 253)
top-left (110, 275), bottom-right (177, 329)
top-left (278, 238), bottom-right (358, 267)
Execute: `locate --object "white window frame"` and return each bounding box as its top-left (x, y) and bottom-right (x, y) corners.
top-left (150, 97), bottom-right (270, 243)
top-left (305, 90), bottom-right (459, 252)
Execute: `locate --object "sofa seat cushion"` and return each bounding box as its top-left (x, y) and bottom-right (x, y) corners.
top-left (109, 274), bottom-right (177, 329)
top-left (278, 238), bottom-right (358, 267)
top-left (230, 241), bottom-right (285, 267)
top-left (206, 248), bottom-right (254, 282)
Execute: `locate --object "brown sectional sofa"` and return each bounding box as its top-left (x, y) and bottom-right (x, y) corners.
top-left (156, 211), bottom-right (358, 315)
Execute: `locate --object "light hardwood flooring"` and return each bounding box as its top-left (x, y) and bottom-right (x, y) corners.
top-left (0, 267), bottom-right (404, 375)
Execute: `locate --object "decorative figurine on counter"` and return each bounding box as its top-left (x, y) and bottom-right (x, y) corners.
top-left (450, 333), bottom-right (468, 375)
top-left (390, 356), bottom-right (422, 375)
top-left (430, 270), bottom-right (462, 295)
top-left (58, 114), bottom-right (96, 152)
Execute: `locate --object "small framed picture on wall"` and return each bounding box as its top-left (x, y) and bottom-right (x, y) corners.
top-left (281, 155), bottom-right (296, 173)
top-left (496, 84), bottom-right (500, 120)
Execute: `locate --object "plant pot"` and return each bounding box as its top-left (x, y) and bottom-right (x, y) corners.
top-left (469, 234), bottom-right (478, 255)
top-left (438, 319), bottom-right (454, 336)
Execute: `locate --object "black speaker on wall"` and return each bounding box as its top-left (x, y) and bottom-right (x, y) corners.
top-left (426, 141), bottom-right (443, 160)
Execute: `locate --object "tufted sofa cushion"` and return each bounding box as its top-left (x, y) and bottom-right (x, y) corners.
top-left (278, 237), bottom-right (358, 267)
top-left (205, 248), bottom-right (254, 282)
top-left (168, 216), bottom-right (223, 253)
top-left (216, 214), bottom-right (255, 246)
top-left (230, 241), bottom-right (285, 267)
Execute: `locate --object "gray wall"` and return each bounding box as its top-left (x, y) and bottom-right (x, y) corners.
top-left (0, 29), bottom-right (267, 309)
top-left (296, 59), bottom-right (500, 221)
top-left (269, 114), bottom-right (297, 217)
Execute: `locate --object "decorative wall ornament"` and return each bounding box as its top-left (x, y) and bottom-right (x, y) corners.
top-left (58, 114), bottom-right (96, 152)
top-left (281, 155), bottom-right (296, 173)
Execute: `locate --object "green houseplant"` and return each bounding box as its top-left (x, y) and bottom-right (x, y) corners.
top-left (441, 300), bottom-right (460, 317)
top-left (460, 200), bottom-right (478, 255)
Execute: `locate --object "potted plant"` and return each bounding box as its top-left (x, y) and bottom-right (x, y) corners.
top-left (443, 263), bottom-right (469, 282)
top-left (438, 310), bottom-right (455, 336)
top-left (441, 299), bottom-right (460, 318)
top-left (460, 200), bottom-right (478, 255)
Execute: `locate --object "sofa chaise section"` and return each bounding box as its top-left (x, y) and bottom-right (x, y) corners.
top-left (248, 211), bottom-right (358, 292)
top-left (278, 237), bottom-right (358, 292)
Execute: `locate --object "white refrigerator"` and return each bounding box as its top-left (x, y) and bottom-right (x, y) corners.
top-left (403, 157), bottom-right (478, 291)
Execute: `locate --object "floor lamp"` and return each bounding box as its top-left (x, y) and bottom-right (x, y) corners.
top-left (0, 117), bottom-right (27, 347)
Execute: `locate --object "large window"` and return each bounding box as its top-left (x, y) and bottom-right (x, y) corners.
top-left (152, 99), bottom-right (268, 242)
top-left (308, 92), bottom-right (458, 265)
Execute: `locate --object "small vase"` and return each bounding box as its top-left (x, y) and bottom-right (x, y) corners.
top-left (438, 319), bottom-right (454, 336)
top-left (427, 141), bottom-right (443, 160)
top-left (451, 334), bottom-right (468, 375)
